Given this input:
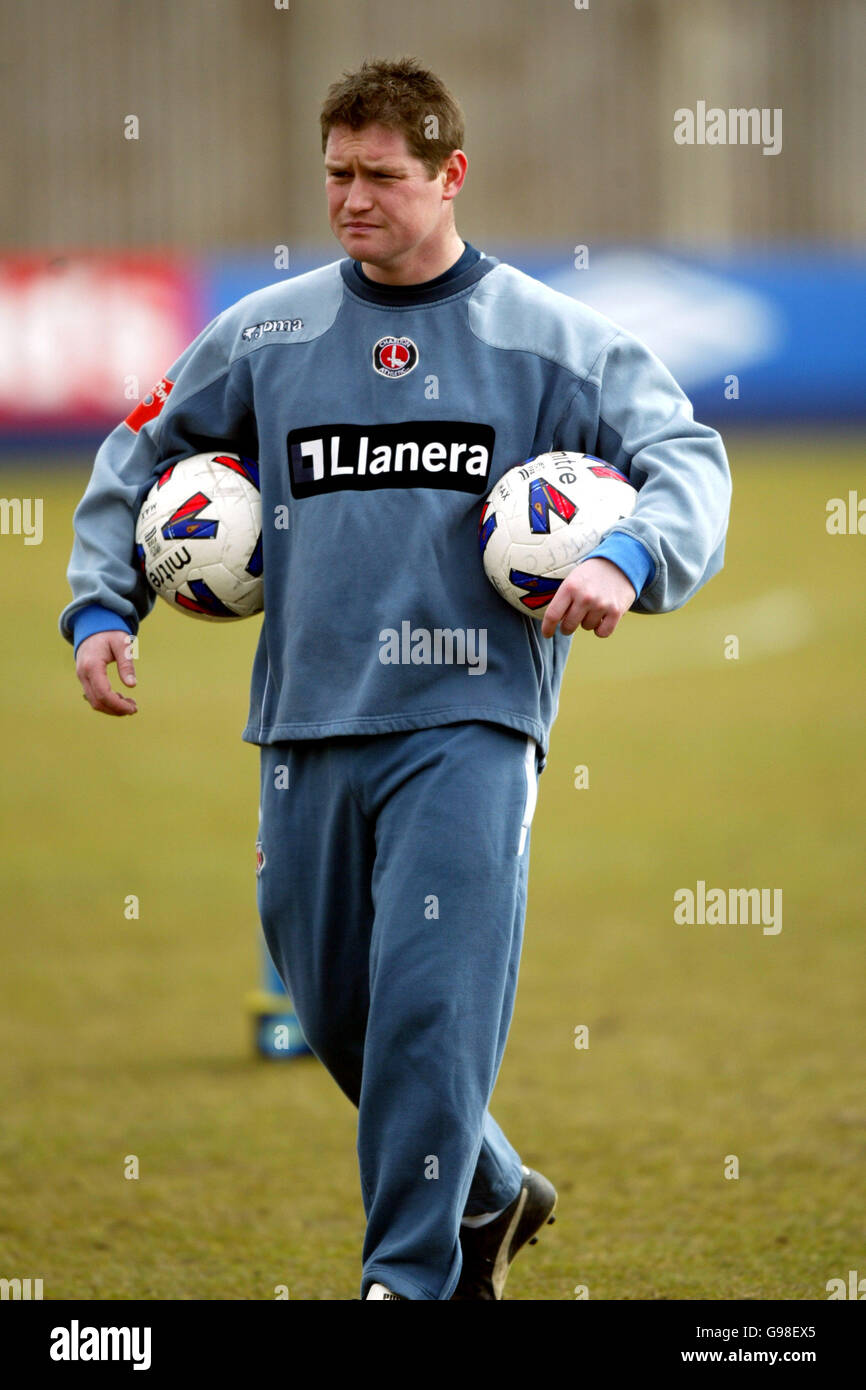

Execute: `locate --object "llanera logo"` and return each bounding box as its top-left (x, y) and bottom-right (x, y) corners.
top-left (287, 422), bottom-right (494, 498)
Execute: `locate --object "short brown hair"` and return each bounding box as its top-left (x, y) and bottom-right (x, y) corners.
top-left (320, 57), bottom-right (465, 179)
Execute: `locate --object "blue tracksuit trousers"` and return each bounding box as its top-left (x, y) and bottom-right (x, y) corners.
top-left (256, 720), bottom-right (540, 1300)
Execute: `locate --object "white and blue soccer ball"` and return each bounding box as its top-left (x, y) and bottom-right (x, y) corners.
top-left (135, 452), bottom-right (263, 620)
top-left (478, 450), bottom-right (638, 617)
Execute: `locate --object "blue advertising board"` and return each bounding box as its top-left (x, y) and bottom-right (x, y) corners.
top-left (205, 243), bottom-right (866, 428)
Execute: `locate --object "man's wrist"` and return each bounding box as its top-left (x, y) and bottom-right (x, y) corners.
top-left (73, 605), bottom-right (134, 657)
top-left (579, 533), bottom-right (655, 600)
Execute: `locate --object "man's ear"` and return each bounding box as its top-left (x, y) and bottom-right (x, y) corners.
top-left (441, 149), bottom-right (468, 201)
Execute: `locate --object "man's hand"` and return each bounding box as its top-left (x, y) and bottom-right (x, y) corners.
top-left (540, 557), bottom-right (636, 640)
top-left (77, 631), bottom-right (138, 716)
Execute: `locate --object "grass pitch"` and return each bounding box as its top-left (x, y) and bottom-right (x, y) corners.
top-left (1, 432), bottom-right (864, 1300)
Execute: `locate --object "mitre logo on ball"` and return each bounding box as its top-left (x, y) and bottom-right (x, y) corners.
top-left (134, 452), bottom-right (263, 621)
top-left (478, 450), bottom-right (638, 617)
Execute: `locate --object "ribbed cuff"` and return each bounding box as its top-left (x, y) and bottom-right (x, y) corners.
top-left (72, 604), bottom-right (133, 657)
top-left (579, 532), bottom-right (656, 599)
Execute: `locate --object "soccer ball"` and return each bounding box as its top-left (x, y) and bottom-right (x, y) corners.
top-left (478, 451), bottom-right (638, 617)
top-left (135, 452), bottom-right (263, 620)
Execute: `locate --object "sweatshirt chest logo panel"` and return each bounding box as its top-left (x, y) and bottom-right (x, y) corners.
top-left (372, 336), bottom-right (418, 378)
top-left (287, 422), bottom-right (495, 498)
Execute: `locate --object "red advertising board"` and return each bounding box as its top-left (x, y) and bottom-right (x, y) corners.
top-left (0, 254), bottom-right (201, 436)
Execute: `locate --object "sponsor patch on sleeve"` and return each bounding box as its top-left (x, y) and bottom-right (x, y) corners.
top-left (124, 376), bottom-right (174, 434)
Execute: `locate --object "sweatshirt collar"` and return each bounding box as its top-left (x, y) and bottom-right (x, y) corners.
top-left (340, 241), bottom-right (497, 306)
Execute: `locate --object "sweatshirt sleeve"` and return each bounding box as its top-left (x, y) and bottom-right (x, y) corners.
top-left (59, 313), bottom-right (257, 648)
top-left (71, 603), bottom-right (134, 657)
top-left (577, 532), bottom-right (657, 599)
top-left (554, 328), bottom-right (732, 615)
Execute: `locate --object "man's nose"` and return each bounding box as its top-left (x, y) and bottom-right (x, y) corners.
top-left (344, 176), bottom-right (374, 210)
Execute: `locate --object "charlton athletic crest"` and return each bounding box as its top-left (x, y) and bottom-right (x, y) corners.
top-left (372, 336), bottom-right (419, 378)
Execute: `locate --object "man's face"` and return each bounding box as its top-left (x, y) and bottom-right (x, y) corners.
top-left (324, 123), bottom-right (460, 282)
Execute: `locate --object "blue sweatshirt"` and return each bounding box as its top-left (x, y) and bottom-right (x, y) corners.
top-left (60, 244), bottom-right (731, 758)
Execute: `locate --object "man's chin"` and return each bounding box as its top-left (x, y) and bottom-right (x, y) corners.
top-left (341, 247), bottom-right (395, 275)
top-left (350, 245), bottom-right (382, 261)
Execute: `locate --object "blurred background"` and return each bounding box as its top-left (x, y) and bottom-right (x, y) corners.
top-left (1, 0), bottom-right (864, 1301)
top-left (2, 0), bottom-right (865, 439)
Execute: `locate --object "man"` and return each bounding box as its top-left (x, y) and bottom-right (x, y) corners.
top-left (61, 57), bottom-right (731, 1300)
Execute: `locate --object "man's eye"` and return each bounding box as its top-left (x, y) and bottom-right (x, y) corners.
top-left (327, 170), bottom-right (395, 180)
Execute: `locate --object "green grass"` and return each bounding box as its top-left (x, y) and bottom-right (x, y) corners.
top-left (1, 432), bottom-right (864, 1299)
